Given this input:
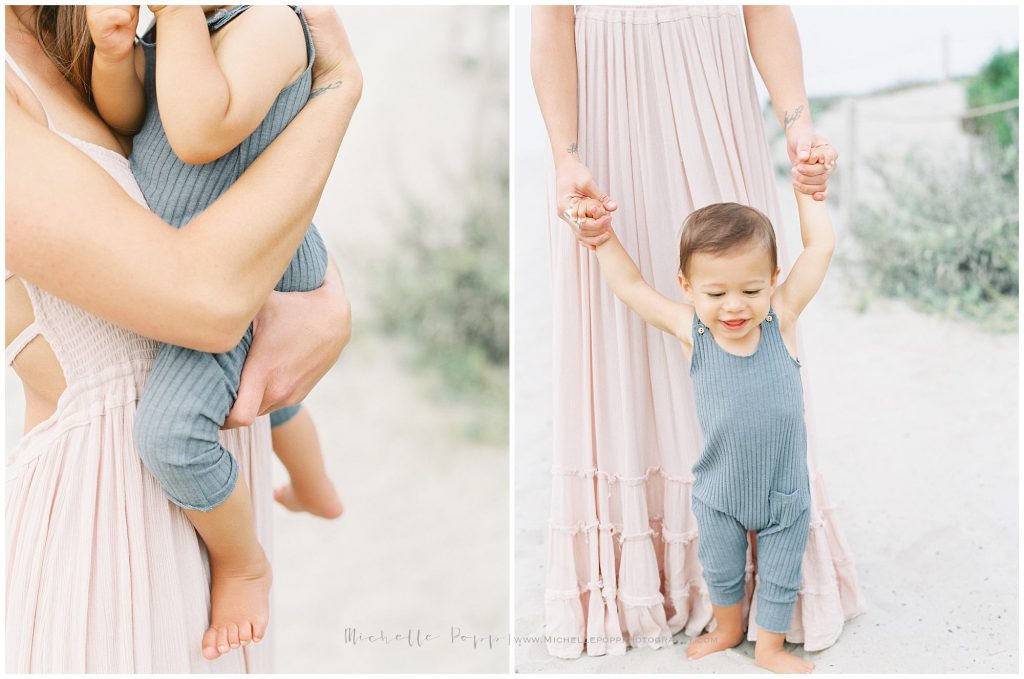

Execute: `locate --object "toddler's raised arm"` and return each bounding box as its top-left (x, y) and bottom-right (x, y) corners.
top-left (88, 5), bottom-right (145, 137)
top-left (582, 200), bottom-right (692, 340)
top-left (150, 5), bottom-right (309, 164)
top-left (773, 188), bottom-right (835, 321)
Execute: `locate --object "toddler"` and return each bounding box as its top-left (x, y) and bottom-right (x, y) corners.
top-left (574, 179), bottom-right (833, 674)
top-left (88, 4), bottom-right (343, 660)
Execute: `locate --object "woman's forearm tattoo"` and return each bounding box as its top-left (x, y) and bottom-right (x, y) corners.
top-left (310, 80), bottom-right (343, 98)
top-left (567, 142), bottom-right (579, 157)
top-left (784, 105), bottom-right (805, 130)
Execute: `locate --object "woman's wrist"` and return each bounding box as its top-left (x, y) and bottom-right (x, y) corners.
top-left (555, 148), bottom-right (584, 174)
top-left (552, 138), bottom-right (581, 168)
top-left (781, 102), bottom-right (812, 134)
top-left (307, 57), bottom-right (363, 120)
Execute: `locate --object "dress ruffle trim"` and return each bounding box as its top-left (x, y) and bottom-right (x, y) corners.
top-left (543, 469), bottom-right (866, 658)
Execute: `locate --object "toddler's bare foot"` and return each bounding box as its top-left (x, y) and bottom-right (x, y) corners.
top-left (273, 475), bottom-right (343, 519)
top-left (201, 552), bottom-right (273, 660)
top-left (754, 645), bottom-right (815, 673)
top-left (686, 626), bottom-right (745, 660)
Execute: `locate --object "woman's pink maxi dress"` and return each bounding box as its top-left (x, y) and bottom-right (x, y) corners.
top-left (5, 54), bottom-right (274, 673)
top-left (544, 5), bottom-right (865, 658)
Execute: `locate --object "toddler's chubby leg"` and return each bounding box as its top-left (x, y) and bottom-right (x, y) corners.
top-left (134, 334), bottom-right (271, 659)
top-left (184, 481), bottom-right (272, 659)
top-left (688, 499), bottom-right (749, 660)
top-left (752, 505), bottom-right (814, 673)
top-left (271, 406), bottom-right (343, 519)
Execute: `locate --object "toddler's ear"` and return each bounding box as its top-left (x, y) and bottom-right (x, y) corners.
top-left (678, 272), bottom-right (692, 300)
top-left (771, 266), bottom-right (781, 287)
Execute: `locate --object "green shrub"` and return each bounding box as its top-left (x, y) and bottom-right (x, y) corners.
top-left (966, 48), bottom-right (1019, 149)
top-left (371, 8), bottom-right (509, 440)
top-left (844, 148), bottom-right (1018, 332)
top-left (374, 163), bottom-right (509, 396)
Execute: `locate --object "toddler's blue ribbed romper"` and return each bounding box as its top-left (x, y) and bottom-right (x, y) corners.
top-left (131, 5), bottom-right (328, 511)
top-left (689, 308), bottom-right (811, 633)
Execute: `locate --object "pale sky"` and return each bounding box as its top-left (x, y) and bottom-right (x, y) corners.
top-left (787, 5), bottom-right (1019, 98)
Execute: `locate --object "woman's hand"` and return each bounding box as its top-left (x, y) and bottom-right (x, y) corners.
top-left (785, 122), bottom-right (838, 201)
top-left (302, 5), bottom-right (363, 95)
top-left (555, 157), bottom-right (617, 250)
top-left (223, 258), bottom-right (352, 428)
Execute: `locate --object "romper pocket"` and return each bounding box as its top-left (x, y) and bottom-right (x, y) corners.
top-left (762, 487), bottom-right (810, 536)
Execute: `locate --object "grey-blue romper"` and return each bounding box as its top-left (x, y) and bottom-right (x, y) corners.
top-left (689, 309), bottom-right (811, 633)
top-left (131, 5), bottom-right (327, 511)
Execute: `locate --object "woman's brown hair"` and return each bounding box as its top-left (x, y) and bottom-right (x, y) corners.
top-left (32, 6), bottom-right (94, 102)
top-left (677, 202), bottom-right (778, 278)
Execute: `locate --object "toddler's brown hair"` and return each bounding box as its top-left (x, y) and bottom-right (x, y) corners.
top-left (678, 202), bottom-right (778, 278)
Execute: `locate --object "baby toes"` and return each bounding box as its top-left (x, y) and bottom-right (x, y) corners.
top-left (216, 626), bottom-right (230, 656)
top-left (202, 626), bottom-right (221, 659)
top-left (238, 621), bottom-right (254, 647)
top-left (252, 615), bottom-right (269, 644)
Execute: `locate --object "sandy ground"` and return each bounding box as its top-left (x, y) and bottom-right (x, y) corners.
top-left (512, 159), bottom-right (1019, 673)
top-left (265, 334), bottom-right (508, 673)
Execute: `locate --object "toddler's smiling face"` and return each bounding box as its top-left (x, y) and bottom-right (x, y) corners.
top-left (679, 242), bottom-right (780, 341)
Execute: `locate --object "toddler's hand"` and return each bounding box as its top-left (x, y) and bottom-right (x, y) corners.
top-left (791, 142), bottom-right (839, 201)
top-left (570, 196), bottom-right (607, 222)
top-left (86, 5), bottom-right (139, 63)
top-left (563, 197), bottom-right (612, 249)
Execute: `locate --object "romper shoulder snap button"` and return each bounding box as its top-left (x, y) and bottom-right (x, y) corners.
top-left (697, 326), bottom-right (705, 335)
top-left (766, 314), bottom-right (773, 322)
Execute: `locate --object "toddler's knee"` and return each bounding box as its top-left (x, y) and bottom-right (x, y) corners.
top-left (134, 402), bottom-right (236, 510)
top-left (134, 401), bottom-right (186, 477)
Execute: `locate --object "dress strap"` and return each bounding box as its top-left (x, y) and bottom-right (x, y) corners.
top-left (5, 51), bottom-right (55, 130)
top-left (6, 322), bottom-right (42, 367)
top-left (6, 270), bottom-right (44, 366)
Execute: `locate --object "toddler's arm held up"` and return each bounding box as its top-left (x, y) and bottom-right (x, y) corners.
top-left (152, 5), bottom-right (308, 164)
top-left (88, 5), bottom-right (145, 137)
top-left (592, 227), bottom-right (692, 341)
top-left (773, 189), bottom-right (835, 322)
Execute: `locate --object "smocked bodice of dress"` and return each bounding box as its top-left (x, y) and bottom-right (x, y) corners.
top-left (18, 139), bottom-right (158, 386)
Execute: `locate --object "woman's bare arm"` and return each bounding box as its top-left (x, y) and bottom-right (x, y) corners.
top-left (531, 6), bottom-right (615, 246)
top-left (531, 6), bottom-right (579, 166)
top-left (6, 49), bottom-right (361, 353)
top-left (744, 6), bottom-right (837, 199)
top-left (743, 6), bottom-right (809, 131)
